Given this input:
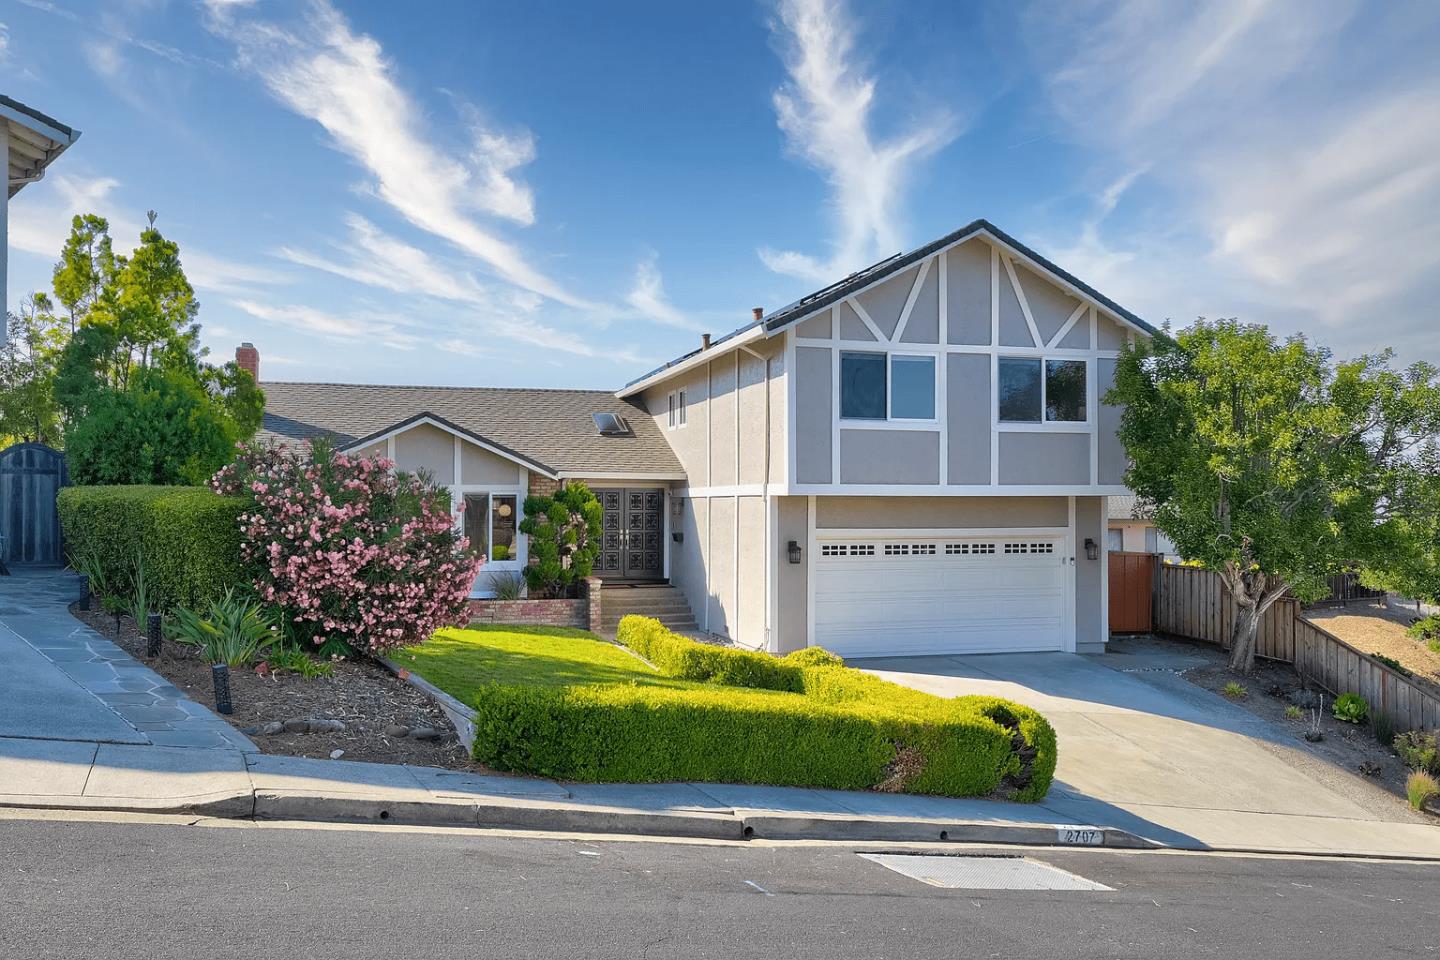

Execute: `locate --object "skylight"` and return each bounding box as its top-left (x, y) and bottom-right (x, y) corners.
top-left (592, 412), bottom-right (630, 436)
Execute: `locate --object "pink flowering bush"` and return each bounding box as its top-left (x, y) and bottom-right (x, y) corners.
top-left (212, 439), bottom-right (482, 657)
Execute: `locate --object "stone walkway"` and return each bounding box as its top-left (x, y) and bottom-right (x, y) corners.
top-left (0, 568), bottom-right (254, 752)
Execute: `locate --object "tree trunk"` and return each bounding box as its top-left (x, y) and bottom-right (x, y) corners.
top-left (1228, 601), bottom-right (1262, 674)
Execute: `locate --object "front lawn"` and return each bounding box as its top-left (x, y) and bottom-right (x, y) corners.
top-left (401, 619), bottom-right (1058, 802)
top-left (400, 624), bottom-right (695, 697)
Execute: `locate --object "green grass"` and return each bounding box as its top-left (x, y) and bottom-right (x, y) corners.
top-left (399, 625), bottom-right (696, 700)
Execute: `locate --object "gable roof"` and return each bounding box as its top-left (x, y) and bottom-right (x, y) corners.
top-left (618, 218), bottom-right (1157, 396)
top-left (258, 382), bottom-right (684, 479)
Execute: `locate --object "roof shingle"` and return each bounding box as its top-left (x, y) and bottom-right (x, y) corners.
top-left (257, 382), bottom-right (683, 478)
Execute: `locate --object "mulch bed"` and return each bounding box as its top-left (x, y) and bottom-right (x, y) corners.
top-left (1305, 602), bottom-right (1440, 694)
top-left (70, 602), bottom-right (485, 771)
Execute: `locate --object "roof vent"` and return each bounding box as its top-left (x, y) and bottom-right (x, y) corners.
top-left (592, 412), bottom-right (631, 437)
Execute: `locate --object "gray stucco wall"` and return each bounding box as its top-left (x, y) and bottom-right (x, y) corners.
top-left (899, 263), bottom-right (939, 344)
top-left (815, 495), bottom-right (1068, 529)
top-left (855, 263), bottom-right (917, 340)
top-left (947, 353), bottom-right (990, 483)
top-left (946, 239), bottom-right (991, 345)
top-left (1097, 315), bottom-right (1128, 349)
top-left (838, 429), bottom-right (940, 484)
top-left (736, 497), bottom-right (767, 647)
top-left (1097, 357), bottom-right (1126, 485)
top-left (775, 497), bottom-right (808, 653)
top-left (794, 346), bottom-right (833, 484)
top-left (1075, 495), bottom-right (1104, 648)
top-left (706, 496), bottom-right (735, 637)
top-left (998, 433), bottom-right (1090, 486)
top-left (1016, 262), bottom-right (1081, 345)
top-left (461, 440), bottom-right (521, 484)
top-left (393, 423), bottom-right (456, 483)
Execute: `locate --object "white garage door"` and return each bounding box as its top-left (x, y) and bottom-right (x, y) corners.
top-left (812, 536), bottom-right (1069, 658)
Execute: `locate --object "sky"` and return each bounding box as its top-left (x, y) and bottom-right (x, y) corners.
top-left (3, 0), bottom-right (1438, 388)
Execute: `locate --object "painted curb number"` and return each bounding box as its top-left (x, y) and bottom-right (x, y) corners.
top-left (1057, 828), bottom-right (1104, 845)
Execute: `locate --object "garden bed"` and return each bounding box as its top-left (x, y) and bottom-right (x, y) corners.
top-left (1304, 603), bottom-right (1440, 693)
top-left (71, 602), bottom-right (479, 770)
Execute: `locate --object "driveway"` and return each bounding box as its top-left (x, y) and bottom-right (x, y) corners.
top-left (856, 645), bottom-right (1438, 855)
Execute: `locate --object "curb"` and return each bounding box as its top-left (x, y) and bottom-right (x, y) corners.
top-left (738, 813), bottom-right (1158, 849)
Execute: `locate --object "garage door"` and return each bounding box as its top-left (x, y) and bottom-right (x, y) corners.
top-left (812, 536), bottom-right (1069, 658)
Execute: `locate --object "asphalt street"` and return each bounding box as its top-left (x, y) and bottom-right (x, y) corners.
top-left (1, 813), bottom-right (1436, 960)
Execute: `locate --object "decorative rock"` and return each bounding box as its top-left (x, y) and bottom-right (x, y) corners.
top-left (261, 721), bottom-right (285, 735)
top-left (329, 749), bottom-right (345, 760)
top-left (311, 718), bottom-right (347, 733)
top-left (283, 719), bottom-right (312, 733)
top-left (408, 726), bottom-right (442, 741)
top-left (382, 724), bottom-right (411, 738)
top-left (239, 725), bottom-right (262, 735)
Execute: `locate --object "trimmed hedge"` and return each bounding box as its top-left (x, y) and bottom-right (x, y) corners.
top-left (57, 485), bottom-right (245, 609)
top-left (475, 616), bottom-right (1057, 801)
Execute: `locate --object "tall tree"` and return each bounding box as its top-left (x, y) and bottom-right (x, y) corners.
top-left (1109, 320), bottom-right (1440, 673)
top-left (0, 294), bottom-right (66, 445)
top-left (51, 213), bottom-right (118, 336)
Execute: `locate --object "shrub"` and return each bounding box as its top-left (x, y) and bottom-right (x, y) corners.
top-left (57, 485), bottom-right (245, 609)
top-left (518, 482), bottom-right (602, 598)
top-left (561, 615), bottom-right (1058, 801)
top-left (1284, 704), bottom-right (1304, 720)
top-left (213, 439), bottom-right (482, 657)
top-left (1332, 693), bottom-right (1369, 724)
top-left (1407, 613), bottom-right (1440, 645)
top-left (491, 572), bottom-right (526, 601)
top-left (473, 681), bottom-right (1052, 800)
top-left (167, 588), bottom-right (277, 666)
top-left (1393, 731), bottom-right (1440, 774)
top-left (1223, 681), bottom-right (1248, 700)
top-left (1408, 771), bottom-right (1438, 811)
top-left (1371, 653), bottom-right (1411, 676)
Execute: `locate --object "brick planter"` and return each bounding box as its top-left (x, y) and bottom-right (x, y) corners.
top-left (465, 578), bottom-right (603, 632)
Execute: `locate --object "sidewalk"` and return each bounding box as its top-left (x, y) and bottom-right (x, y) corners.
top-left (2, 568), bottom-right (1438, 857)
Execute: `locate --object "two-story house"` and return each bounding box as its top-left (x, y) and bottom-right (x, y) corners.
top-left (258, 219), bottom-right (1155, 658)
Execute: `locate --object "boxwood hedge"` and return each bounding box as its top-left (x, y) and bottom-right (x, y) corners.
top-left (472, 615), bottom-right (1057, 801)
top-left (57, 485), bottom-right (245, 609)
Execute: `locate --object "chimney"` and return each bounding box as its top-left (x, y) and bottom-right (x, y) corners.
top-left (701, 333), bottom-right (712, 350)
top-left (235, 342), bottom-right (259, 382)
top-left (752, 306), bottom-right (764, 322)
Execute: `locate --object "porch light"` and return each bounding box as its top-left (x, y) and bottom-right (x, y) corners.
top-left (1084, 538), bottom-right (1099, 561)
top-left (788, 540), bottom-right (802, 565)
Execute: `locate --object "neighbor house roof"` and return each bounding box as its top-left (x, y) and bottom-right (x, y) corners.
top-left (257, 381), bottom-right (684, 480)
top-left (3, 95), bottom-right (81, 199)
top-left (619, 218), bottom-right (1159, 396)
top-left (1108, 495), bottom-right (1150, 521)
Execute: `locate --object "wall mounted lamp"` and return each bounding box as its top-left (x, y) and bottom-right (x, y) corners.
top-left (787, 540), bottom-right (802, 564)
top-left (1084, 538), bottom-right (1099, 561)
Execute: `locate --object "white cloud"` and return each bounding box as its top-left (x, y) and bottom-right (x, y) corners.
top-left (230, 298), bottom-right (422, 351)
top-left (82, 39), bottom-right (125, 78)
top-left (1021, 0), bottom-right (1440, 361)
top-left (0, 23), bottom-right (11, 62)
top-left (624, 252), bottom-right (698, 330)
top-left (205, 0), bottom-right (587, 308)
top-left (277, 214), bottom-right (487, 303)
top-left (759, 0), bottom-right (958, 283)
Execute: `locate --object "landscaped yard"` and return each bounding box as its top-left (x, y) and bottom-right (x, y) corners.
top-left (398, 624), bottom-right (694, 695)
top-left (399, 618), bottom-right (1058, 801)
top-left (1307, 603), bottom-right (1440, 692)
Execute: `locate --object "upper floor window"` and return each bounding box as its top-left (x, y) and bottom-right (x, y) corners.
top-left (666, 389), bottom-right (687, 429)
top-left (840, 351), bottom-right (936, 421)
top-left (998, 357), bottom-right (1087, 423)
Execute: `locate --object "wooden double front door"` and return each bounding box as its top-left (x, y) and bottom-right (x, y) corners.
top-left (594, 488), bottom-right (664, 580)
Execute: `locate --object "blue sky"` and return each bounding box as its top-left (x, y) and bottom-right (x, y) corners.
top-left (4, 0), bottom-right (1438, 388)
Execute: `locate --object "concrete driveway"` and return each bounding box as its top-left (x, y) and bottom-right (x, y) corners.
top-left (856, 644), bottom-right (1439, 855)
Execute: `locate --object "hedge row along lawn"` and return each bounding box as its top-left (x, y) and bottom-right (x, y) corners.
top-left (404, 618), bottom-right (1057, 801)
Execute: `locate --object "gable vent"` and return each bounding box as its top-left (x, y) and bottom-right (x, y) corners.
top-left (592, 412), bottom-right (631, 436)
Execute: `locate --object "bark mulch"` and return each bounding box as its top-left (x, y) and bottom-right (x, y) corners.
top-left (1304, 602), bottom-right (1440, 694)
top-left (71, 602), bottom-right (486, 771)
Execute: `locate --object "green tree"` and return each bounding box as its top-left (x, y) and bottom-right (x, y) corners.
top-left (518, 483), bottom-right (603, 598)
top-left (0, 294), bottom-right (66, 445)
top-left (64, 365), bottom-right (241, 485)
top-left (52, 213), bottom-right (118, 337)
top-left (1109, 319), bottom-right (1440, 674)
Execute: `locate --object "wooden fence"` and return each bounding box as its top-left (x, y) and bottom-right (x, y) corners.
top-left (1154, 564), bottom-right (1440, 733)
top-left (1307, 572), bottom-right (1386, 607)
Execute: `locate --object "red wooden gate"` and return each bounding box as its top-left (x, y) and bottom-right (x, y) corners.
top-left (1108, 551), bottom-right (1156, 633)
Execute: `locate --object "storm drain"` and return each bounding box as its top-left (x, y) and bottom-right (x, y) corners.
top-left (858, 854), bottom-right (1112, 891)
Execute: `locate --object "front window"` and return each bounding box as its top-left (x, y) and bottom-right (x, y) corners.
top-left (463, 493), bottom-right (519, 562)
top-left (841, 351), bottom-right (936, 421)
top-left (998, 357), bottom-right (1087, 423)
